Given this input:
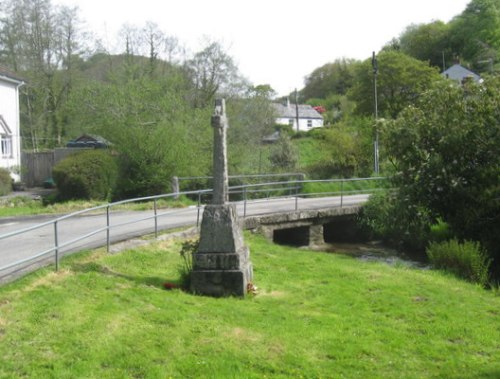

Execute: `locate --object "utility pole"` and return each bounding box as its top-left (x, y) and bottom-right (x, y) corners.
top-left (372, 51), bottom-right (379, 174)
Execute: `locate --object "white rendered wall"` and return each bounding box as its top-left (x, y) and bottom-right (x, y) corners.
top-left (0, 80), bottom-right (21, 174)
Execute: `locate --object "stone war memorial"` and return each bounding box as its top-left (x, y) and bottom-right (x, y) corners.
top-left (190, 99), bottom-right (253, 297)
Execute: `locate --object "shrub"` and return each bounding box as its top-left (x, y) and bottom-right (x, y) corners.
top-left (357, 191), bottom-right (432, 253)
top-left (0, 168), bottom-right (12, 196)
top-left (52, 150), bottom-right (118, 201)
top-left (427, 239), bottom-right (491, 287)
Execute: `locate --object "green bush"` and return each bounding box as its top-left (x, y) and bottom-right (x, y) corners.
top-left (0, 168), bottom-right (12, 196)
top-left (357, 191), bottom-right (432, 253)
top-left (53, 150), bottom-right (118, 201)
top-left (427, 239), bottom-right (491, 287)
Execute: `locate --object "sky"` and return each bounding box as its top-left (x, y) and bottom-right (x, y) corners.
top-left (53, 0), bottom-right (471, 96)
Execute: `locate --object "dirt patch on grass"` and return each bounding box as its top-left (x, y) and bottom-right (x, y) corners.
top-left (226, 327), bottom-right (261, 343)
top-left (259, 290), bottom-right (287, 298)
top-left (24, 269), bottom-right (73, 292)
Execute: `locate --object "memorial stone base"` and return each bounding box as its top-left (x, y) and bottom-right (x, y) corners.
top-left (191, 204), bottom-right (253, 297)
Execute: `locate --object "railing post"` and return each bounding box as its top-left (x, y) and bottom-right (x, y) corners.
top-left (197, 191), bottom-right (202, 227)
top-left (154, 198), bottom-right (158, 238)
top-left (243, 186), bottom-right (247, 218)
top-left (171, 176), bottom-right (180, 199)
top-left (340, 180), bottom-right (344, 208)
top-left (295, 179), bottom-right (300, 211)
top-left (54, 221), bottom-right (59, 271)
top-left (106, 205), bottom-right (110, 252)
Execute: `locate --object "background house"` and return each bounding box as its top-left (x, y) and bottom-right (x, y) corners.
top-left (0, 66), bottom-right (23, 181)
top-left (442, 64), bottom-right (482, 84)
top-left (273, 99), bottom-right (324, 132)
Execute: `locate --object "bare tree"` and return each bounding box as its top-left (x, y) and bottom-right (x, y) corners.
top-left (186, 39), bottom-right (241, 108)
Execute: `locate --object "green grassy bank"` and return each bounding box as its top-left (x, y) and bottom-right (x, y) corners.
top-left (0, 234), bottom-right (498, 378)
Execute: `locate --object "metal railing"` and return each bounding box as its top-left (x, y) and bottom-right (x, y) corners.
top-left (0, 177), bottom-right (386, 282)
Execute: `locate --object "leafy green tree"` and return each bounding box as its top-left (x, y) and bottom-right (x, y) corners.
top-left (385, 76), bottom-right (500, 272)
top-left (449, 0), bottom-right (500, 71)
top-left (67, 72), bottom-right (212, 198)
top-left (0, 0), bottom-right (84, 149)
top-left (349, 50), bottom-right (442, 119)
top-left (226, 89), bottom-right (276, 173)
top-left (301, 58), bottom-right (359, 101)
top-left (398, 21), bottom-right (452, 70)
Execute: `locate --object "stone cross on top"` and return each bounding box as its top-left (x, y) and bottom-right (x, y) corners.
top-left (211, 98), bottom-right (229, 205)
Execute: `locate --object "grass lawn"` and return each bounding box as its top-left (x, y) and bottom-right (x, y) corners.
top-left (0, 233), bottom-right (499, 378)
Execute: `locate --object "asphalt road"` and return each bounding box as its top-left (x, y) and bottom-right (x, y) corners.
top-left (0, 194), bottom-right (368, 281)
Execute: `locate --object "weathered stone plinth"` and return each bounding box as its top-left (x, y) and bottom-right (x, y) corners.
top-left (191, 204), bottom-right (253, 297)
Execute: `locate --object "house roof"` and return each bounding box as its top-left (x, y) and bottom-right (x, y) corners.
top-left (273, 102), bottom-right (323, 120)
top-left (66, 134), bottom-right (111, 148)
top-left (0, 66), bottom-right (24, 85)
top-left (442, 64), bottom-right (481, 83)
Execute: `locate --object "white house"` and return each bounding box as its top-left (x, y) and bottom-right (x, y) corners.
top-left (0, 66), bottom-right (24, 181)
top-left (273, 99), bottom-right (324, 132)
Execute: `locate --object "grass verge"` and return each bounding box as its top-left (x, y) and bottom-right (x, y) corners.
top-left (0, 195), bottom-right (194, 218)
top-left (0, 234), bottom-right (498, 378)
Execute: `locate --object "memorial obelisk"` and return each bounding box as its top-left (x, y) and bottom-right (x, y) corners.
top-left (190, 99), bottom-right (253, 297)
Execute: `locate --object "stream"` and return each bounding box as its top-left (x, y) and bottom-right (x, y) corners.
top-left (310, 241), bottom-right (430, 269)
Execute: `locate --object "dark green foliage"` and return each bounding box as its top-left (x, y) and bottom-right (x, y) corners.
top-left (427, 239), bottom-right (491, 287)
top-left (52, 150), bottom-right (118, 200)
top-left (398, 21), bottom-right (453, 69)
top-left (358, 191), bottom-right (432, 253)
top-left (0, 168), bottom-right (12, 196)
top-left (301, 58), bottom-right (358, 100)
top-left (386, 76), bottom-right (500, 274)
top-left (449, 0), bottom-right (500, 71)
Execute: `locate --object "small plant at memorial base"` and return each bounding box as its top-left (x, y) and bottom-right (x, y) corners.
top-left (178, 238), bottom-right (197, 289)
top-left (246, 282), bottom-right (258, 296)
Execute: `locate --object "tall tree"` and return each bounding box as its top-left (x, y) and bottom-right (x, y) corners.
top-left (186, 40), bottom-right (242, 108)
top-left (0, 0), bottom-right (83, 149)
top-left (301, 58), bottom-right (358, 101)
top-left (386, 76), bottom-right (500, 271)
top-left (449, 0), bottom-right (500, 71)
top-left (349, 50), bottom-right (442, 119)
top-left (398, 21), bottom-right (452, 70)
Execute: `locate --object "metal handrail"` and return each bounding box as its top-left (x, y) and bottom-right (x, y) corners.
top-left (0, 177), bottom-right (387, 281)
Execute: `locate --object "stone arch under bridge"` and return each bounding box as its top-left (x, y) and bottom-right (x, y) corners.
top-left (243, 205), bottom-right (364, 248)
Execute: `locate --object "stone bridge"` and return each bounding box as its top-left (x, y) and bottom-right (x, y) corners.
top-left (243, 205), bottom-right (363, 247)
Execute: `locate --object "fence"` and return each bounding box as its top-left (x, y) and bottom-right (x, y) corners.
top-left (0, 177), bottom-right (387, 283)
top-left (21, 148), bottom-right (95, 187)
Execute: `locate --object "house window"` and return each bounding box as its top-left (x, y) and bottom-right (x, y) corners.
top-left (1, 135), bottom-right (12, 157)
top-left (307, 119), bottom-right (313, 128)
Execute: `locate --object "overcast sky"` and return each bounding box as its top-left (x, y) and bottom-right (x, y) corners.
top-left (54, 0), bottom-right (470, 96)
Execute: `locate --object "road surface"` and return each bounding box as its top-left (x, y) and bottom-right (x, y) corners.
top-left (0, 194), bottom-right (368, 282)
